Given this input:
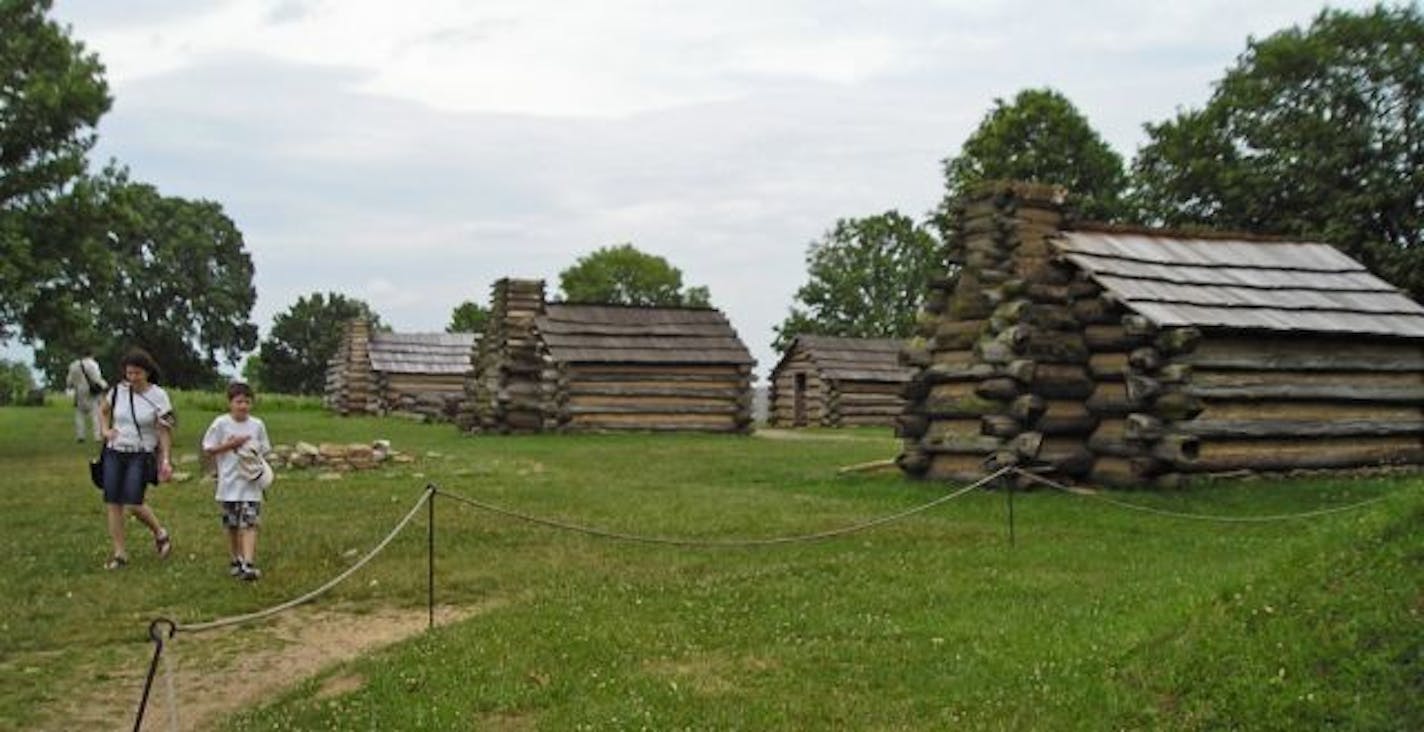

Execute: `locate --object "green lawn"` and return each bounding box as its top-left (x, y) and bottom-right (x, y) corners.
top-left (1, 397), bottom-right (1419, 730)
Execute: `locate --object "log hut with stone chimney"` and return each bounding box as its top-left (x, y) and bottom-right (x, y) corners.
top-left (769, 336), bottom-right (913, 427)
top-left (325, 318), bottom-right (477, 422)
top-left (458, 278), bottom-right (756, 434)
top-left (898, 181), bottom-right (1424, 488)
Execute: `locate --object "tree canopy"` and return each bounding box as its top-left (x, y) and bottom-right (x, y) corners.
top-left (1131, 5), bottom-right (1424, 298)
top-left (253, 292), bottom-right (382, 395)
top-left (773, 211), bottom-right (940, 352)
top-left (933, 88), bottom-right (1126, 232)
top-left (25, 167), bottom-right (258, 388)
top-left (1, 0), bottom-right (111, 337)
top-left (447, 300), bottom-right (489, 334)
top-left (559, 244), bottom-right (711, 307)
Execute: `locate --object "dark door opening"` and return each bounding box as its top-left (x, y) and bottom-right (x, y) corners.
top-left (793, 372), bottom-right (808, 427)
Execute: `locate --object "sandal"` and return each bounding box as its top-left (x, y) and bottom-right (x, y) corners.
top-left (155, 530), bottom-right (172, 559)
top-left (105, 555), bottom-right (128, 570)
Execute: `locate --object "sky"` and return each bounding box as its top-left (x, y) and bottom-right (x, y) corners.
top-left (13, 0), bottom-right (1376, 381)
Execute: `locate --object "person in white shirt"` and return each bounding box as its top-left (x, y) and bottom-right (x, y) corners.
top-left (202, 381), bottom-right (272, 581)
top-left (65, 354), bottom-right (107, 442)
top-left (97, 349), bottom-right (175, 570)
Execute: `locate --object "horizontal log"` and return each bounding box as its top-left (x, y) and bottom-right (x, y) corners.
top-left (1021, 331), bottom-right (1089, 363)
top-left (565, 403), bottom-right (741, 415)
top-left (923, 453), bottom-right (992, 482)
top-left (1026, 363), bottom-right (1095, 399)
top-left (1033, 400), bottom-right (1099, 436)
top-left (975, 377), bottom-right (1021, 401)
top-left (921, 362), bottom-right (999, 384)
top-left (1121, 314), bottom-right (1157, 337)
top-left (1177, 436), bottom-right (1424, 473)
top-left (1182, 337), bottom-right (1424, 372)
top-left (919, 433), bottom-right (1004, 455)
top-left (1084, 325), bottom-right (1150, 352)
top-left (1088, 419), bottom-right (1150, 458)
top-left (1035, 437), bottom-right (1095, 477)
top-left (922, 394), bottom-right (1007, 418)
top-left (1088, 352), bottom-right (1129, 382)
top-left (569, 385), bottom-right (744, 399)
top-left (1088, 455), bottom-right (1166, 488)
top-left (1071, 298), bottom-right (1118, 325)
top-left (1086, 382), bottom-right (1145, 416)
top-left (1191, 369), bottom-right (1423, 390)
top-left (934, 319), bottom-right (990, 350)
top-left (1010, 394), bottom-right (1047, 423)
top-left (1175, 418), bottom-right (1424, 439)
top-left (1198, 401), bottom-right (1423, 422)
top-left (1185, 384), bottom-right (1424, 404)
top-left (1153, 391), bottom-right (1206, 421)
top-left (1152, 434), bottom-right (1201, 464)
top-left (982, 414), bottom-right (1022, 438)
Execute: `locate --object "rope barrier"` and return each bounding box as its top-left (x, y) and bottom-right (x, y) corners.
top-left (434, 465), bottom-right (1014, 547)
top-left (1011, 468), bottom-right (1399, 523)
top-left (176, 485), bottom-right (434, 634)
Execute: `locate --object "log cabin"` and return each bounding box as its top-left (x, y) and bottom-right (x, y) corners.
top-left (898, 181), bottom-right (1424, 488)
top-left (459, 278), bottom-right (756, 433)
top-left (325, 319), bottom-right (476, 422)
top-left (769, 335), bottom-right (912, 427)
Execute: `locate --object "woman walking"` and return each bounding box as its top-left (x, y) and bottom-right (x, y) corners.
top-left (98, 349), bottom-right (175, 569)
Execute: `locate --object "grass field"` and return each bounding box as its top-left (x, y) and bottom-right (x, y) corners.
top-left (1, 396), bottom-right (1420, 730)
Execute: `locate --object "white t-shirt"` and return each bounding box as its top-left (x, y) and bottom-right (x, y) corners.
top-left (203, 414), bottom-right (271, 502)
top-left (66, 358), bottom-right (106, 407)
top-left (106, 383), bottom-right (173, 452)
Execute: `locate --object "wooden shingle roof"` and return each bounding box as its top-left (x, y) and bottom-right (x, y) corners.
top-left (368, 332), bottom-right (477, 374)
top-left (1055, 231), bottom-right (1424, 338)
top-left (536, 304), bottom-right (755, 365)
top-left (783, 335), bottom-right (914, 383)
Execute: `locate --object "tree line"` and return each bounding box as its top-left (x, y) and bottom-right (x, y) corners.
top-left (4, 2), bottom-right (1421, 393)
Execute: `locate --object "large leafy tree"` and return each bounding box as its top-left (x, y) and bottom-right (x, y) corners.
top-left (1131, 5), bottom-right (1424, 298)
top-left (559, 243), bottom-right (711, 307)
top-left (447, 300), bottom-right (489, 334)
top-left (1, 0), bottom-right (111, 336)
top-left (254, 292), bottom-right (382, 395)
top-left (26, 167), bottom-right (258, 388)
top-left (932, 88), bottom-right (1126, 235)
top-left (773, 211), bottom-right (939, 352)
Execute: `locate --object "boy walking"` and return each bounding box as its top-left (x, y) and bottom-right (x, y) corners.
top-left (202, 382), bottom-right (272, 581)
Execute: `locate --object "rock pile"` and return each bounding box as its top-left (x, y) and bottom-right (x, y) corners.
top-left (268, 439), bottom-right (415, 471)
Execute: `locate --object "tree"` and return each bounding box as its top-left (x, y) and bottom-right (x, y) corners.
top-left (447, 300), bottom-right (489, 334)
top-left (1131, 5), bottom-right (1424, 298)
top-left (254, 292), bottom-right (382, 395)
top-left (25, 167), bottom-right (258, 388)
top-left (0, 358), bottom-right (36, 405)
top-left (0, 0), bottom-right (112, 337)
top-left (933, 88), bottom-right (1126, 234)
top-left (559, 243), bottom-right (712, 307)
top-left (773, 211), bottom-right (940, 352)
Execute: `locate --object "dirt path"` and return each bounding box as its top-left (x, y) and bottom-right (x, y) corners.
top-left (43, 602), bottom-right (498, 731)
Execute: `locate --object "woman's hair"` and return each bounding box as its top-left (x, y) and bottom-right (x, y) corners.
top-left (119, 348), bottom-right (162, 384)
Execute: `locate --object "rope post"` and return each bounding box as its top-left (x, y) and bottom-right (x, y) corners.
top-left (134, 617), bottom-right (176, 732)
top-left (1006, 474), bottom-right (1016, 547)
top-left (427, 484), bottom-right (436, 631)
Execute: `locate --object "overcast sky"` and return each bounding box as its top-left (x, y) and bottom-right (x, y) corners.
top-left (17, 0), bottom-right (1375, 380)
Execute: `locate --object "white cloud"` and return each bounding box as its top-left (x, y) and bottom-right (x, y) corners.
top-left (32, 0), bottom-right (1380, 378)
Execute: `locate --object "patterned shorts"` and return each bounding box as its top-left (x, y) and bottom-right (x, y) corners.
top-left (219, 501), bottom-right (262, 529)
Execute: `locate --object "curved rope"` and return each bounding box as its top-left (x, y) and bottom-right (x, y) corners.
top-left (1013, 469), bottom-right (1399, 523)
top-left (434, 466), bottom-right (1013, 547)
top-left (177, 486), bottom-right (433, 633)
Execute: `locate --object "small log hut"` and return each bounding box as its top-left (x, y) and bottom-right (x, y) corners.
top-left (898, 181), bottom-right (1424, 488)
top-left (459, 278), bottom-right (756, 433)
top-left (325, 319), bottom-right (477, 422)
top-left (769, 335), bottom-right (913, 427)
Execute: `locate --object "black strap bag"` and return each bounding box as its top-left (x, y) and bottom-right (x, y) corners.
top-left (80, 363), bottom-right (104, 396)
top-left (89, 388), bottom-right (160, 489)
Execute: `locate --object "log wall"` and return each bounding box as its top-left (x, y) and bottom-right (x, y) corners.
top-left (901, 182), bottom-right (1424, 488)
top-left (557, 363), bottom-right (754, 433)
top-left (769, 349), bottom-right (828, 426)
top-left (459, 279), bottom-right (559, 433)
top-left (324, 319), bottom-right (378, 416)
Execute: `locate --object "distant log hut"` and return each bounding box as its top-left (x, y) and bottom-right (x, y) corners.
top-left (459, 278), bottom-right (756, 433)
top-left (898, 180), bottom-right (1424, 488)
top-left (325, 319), bottom-right (476, 422)
top-left (769, 336), bottom-right (912, 427)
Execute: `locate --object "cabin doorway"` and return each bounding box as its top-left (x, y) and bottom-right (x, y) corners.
top-left (793, 373), bottom-right (808, 427)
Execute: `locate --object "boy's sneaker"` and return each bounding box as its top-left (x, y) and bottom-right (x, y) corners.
top-left (240, 564), bottom-right (262, 582)
top-left (155, 530), bottom-right (172, 559)
top-left (229, 558), bottom-right (243, 577)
